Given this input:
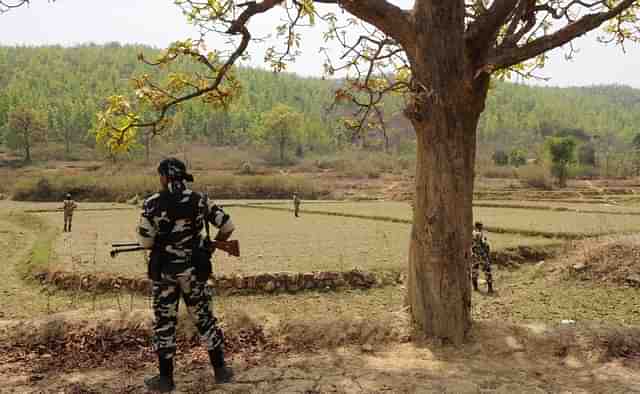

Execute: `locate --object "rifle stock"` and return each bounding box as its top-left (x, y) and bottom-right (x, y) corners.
top-left (110, 240), bottom-right (240, 258)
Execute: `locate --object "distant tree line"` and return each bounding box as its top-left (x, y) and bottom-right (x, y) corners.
top-left (1, 44), bottom-right (639, 172)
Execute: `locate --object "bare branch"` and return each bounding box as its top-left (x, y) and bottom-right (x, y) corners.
top-left (486, 0), bottom-right (638, 70)
top-left (336, 0), bottom-right (415, 49)
top-left (466, 0), bottom-right (520, 52)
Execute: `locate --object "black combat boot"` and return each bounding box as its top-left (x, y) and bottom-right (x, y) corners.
top-left (472, 279), bottom-right (479, 291)
top-left (209, 345), bottom-right (234, 384)
top-left (144, 355), bottom-right (175, 392)
top-left (487, 282), bottom-right (494, 294)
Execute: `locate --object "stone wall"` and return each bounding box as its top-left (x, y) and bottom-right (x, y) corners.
top-left (34, 269), bottom-right (403, 296)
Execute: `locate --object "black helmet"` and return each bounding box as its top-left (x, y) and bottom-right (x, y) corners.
top-left (158, 158), bottom-right (194, 182)
top-left (475, 221), bottom-right (483, 228)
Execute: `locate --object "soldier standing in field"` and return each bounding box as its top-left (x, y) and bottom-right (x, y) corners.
top-left (137, 157), bottom-right (235, 392)
top-left (293, 192), bottom-right (301, 217)
top-left (62, 193), bottom-right (77, 232)
top-left (471, 221), bottom-right (494, 294)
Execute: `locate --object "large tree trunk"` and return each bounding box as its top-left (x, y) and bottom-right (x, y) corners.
top-left (406, 1), bottom-right (489, 344)
top-left (407, 101), bottom-right (482, 344)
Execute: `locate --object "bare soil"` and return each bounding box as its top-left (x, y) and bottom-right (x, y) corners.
top-left (1, 317), bottom-right (639, 393)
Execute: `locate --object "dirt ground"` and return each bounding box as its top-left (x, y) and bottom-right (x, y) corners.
top-left (2, 326), bottom-right (639, 393)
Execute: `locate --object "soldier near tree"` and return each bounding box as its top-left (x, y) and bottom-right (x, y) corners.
top-left (471, 221), bottom-right (493, 294)
top-left (62, 193), bottom-right (77, 232)
top-left (293, 192), bottom-right (301, 217)
top-left (137, 157), bottom-right (235, 392)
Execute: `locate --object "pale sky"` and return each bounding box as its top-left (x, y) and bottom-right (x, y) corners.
top-left (1, 0), bottom-right (639, 88)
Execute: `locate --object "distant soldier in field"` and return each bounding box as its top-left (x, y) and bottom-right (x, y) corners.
top-left (293, 192), bottom-right (301, 217)
top-left (137, 157), bottom-right (235, 392)
top-left (62, 193), bottom-right (77, 232)
top-left (471, 221), bottom-right (494, 294)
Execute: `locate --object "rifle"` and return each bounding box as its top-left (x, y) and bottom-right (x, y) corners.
top-left (110, 240), bottom-right (240, 258)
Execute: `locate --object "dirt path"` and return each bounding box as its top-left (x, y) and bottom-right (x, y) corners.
top-left (2, 341), bottom-right (639, 393)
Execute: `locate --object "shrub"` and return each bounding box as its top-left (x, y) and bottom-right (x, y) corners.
top-left (518, 165), bottom-right (553, 190)
top-left (545, 137), bottom-right (576, 188)
top-left (481, 165), bottom-right (517, 179)
top-left (569, 165), bottom-right (599, 179)
top-left (509, 149), bottom-right (527, 167)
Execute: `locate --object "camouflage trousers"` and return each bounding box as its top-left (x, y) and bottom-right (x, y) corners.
top-left (63, 214), bottom-right (73, 231)
top-left (471, 252), bottom-right (493, 285)
top-left (151, 265), bottom-right (223, 360)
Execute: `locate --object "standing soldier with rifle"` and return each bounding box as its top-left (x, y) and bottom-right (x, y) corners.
top-left (471, 221), bottom-right (493, 294)
top-left (137, 157), bottom-right (235, 392)
top-left (62, 193), bottom-right (77, 232)
top-left (293, 192), bottom-right (301, 218)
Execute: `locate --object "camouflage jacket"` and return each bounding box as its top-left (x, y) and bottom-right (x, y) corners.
top-left (471, 229), bottom-right (490, 258)
top-left (63, 200), bottom-right (77, 216)
top-left (136, 189), bottom-right (234, 264)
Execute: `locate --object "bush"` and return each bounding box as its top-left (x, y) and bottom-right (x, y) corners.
top-left (11, 173), bottom-right (329, 201)
top-left (481, 165), bottom-right (518, 179)
top-left (509, 149), bottom-right (527, 167)
top-left (12, 174), bottom-right (158, 202)
top-left (493, 150), bottom-right (509, 166)
top-left (570, 165), bottom-right (599, 179)
top-left (200, 174), bottom-right (324, 199)
top-left (518, 165), bottom-right (553, 190)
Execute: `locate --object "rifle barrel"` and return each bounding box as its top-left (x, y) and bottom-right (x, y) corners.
top-left (111, 242), bottom-right (140, 247)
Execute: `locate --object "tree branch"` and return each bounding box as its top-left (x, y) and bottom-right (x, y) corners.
top-left (486, 0), bottom-right (638, 69)
top-left (335, 0), bottom-right (415, 49)
top-left (466, 0), bottom-right (520, 52)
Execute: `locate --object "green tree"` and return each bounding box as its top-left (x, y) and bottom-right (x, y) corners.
top-left (545, 137), bottom-right (576, 188)
top-left (6, 106), bottom-right (47, 162)
top-left (509, 149), bottom-right (527, 167)
top-left (256, 104), bottom-right (304, 164)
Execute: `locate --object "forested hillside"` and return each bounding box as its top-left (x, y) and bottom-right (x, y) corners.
top-left (1, 44), bottom-right (638, 162)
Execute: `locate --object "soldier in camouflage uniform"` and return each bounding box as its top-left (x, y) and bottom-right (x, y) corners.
top-left (62, 193), bottom-right (77, 232)
top-left (293, 192), bottom-right (301, 217)
top-left (137, 158), bottom-right (235, 392)
top-left (471, 221), bottom-right (494, 294)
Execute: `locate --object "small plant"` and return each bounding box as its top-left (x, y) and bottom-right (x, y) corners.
top-left (509, 149), bottom-right (527, 167)
top-left (518, 164), bottom-right (553, 190)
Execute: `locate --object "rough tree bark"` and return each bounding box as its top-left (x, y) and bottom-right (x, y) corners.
top-left (406, 1), bottom-right (489, 344)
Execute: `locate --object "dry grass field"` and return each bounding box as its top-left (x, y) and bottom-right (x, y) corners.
top-left (37, 205), bottom-right (563, 277)
top-left (269, 201), bottom-right (640, 236)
